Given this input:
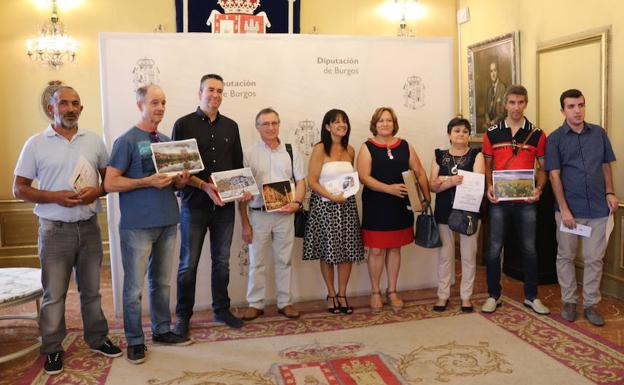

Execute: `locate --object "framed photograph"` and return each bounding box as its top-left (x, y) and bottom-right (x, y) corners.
top-left (262, 180), bottom-right (295, 212)
top-left (468, 31), bottom-right (520, 138)
top-left (492, 169), bottom-right (535, 201)
top-left (210, 167), bottom-right (259, 203)
top-left (401, 170), bottom-right (425, 212)
top-left (320, 171), bottom-right (360, 202)
top-left (151, 138), bottom-right (204, 175)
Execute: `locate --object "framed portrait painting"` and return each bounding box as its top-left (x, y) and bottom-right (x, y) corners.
top-left (468, 31), bottom-right (520, 138)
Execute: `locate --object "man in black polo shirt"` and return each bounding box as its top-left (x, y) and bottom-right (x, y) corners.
top-left (481, 85), bottom-right (550, 315)
top-left (172, 74), bottom-right (248, 333)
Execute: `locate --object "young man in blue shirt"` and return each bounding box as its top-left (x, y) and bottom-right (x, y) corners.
top-left (545, 89), bottom-right (619, 326)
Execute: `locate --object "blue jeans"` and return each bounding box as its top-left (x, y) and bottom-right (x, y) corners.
top-left (120, 225), bottom-right (177, 346)
top-left (38, 216), bottom-right (108, 354)
top-left (176, 204), bottom-right (235, 322)
top-left (485, 201), bottom-right (538, 300)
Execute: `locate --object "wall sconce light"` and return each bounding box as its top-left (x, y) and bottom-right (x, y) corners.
top-left (26, 0), bottom-right (77, 69)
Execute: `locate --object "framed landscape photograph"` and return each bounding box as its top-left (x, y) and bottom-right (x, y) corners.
top-left (262, 180), bottom-right (295, 212)
top-left (493, 169), bottom-right (535, 201)
top-left (468, 31), bottom-right (520, 138)
top-left (151, 138), bottom-right (204, 175)
top-left (211, 167), bottom-right (259, 203)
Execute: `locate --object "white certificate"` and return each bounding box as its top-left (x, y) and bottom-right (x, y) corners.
top-left (320, 171), bottom-right (360, 202)
top-left (606, 214), bottom-right (614, 244)
top-left (452, 170), bottom-right (485, 213)
top-left (559, 222), bottom-right (592, 238)
top-left (68, 155), bottom-right (99, 192)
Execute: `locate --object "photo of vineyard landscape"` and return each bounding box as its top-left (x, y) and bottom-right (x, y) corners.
top-left (493, 169), bottom-right (535, 200)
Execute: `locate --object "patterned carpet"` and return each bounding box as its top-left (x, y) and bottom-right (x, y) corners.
top-left (15, 295), bottom-right (624, 385)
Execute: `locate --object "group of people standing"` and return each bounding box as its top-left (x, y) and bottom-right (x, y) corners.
top-left (13, 74), bottom-right (618, 375)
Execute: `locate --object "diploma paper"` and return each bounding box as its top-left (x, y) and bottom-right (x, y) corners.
top-left (452, 170), bottom-right (485, 213)
top-left (320, 172), bottom-right (360, 202)
top-left (559, 222), bottom-right (592, 238)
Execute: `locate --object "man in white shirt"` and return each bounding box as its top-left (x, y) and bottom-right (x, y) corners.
top-left (238, 108), bottom-right (306, 320)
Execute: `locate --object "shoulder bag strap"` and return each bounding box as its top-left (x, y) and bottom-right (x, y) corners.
top-left (285, 143), bottom-right (295, 180)
top-left (500, 128), bottom-right (535, 170)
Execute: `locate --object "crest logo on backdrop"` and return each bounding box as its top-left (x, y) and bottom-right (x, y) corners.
top-left (132, 57), bottom-right (160, 89)
top-left (294, 119), bottom-right (319, 157)
top-left (403, 75), bottom-right (426, 110)
top-left (207, 0), bottom-right (271, 34)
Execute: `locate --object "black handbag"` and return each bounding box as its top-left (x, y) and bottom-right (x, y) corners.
top-left (448, 209), bottom-right (478, 236)
top-left (285, 143), bottom-right (308, 238)
top-left (415, 204), bottom-right (442, 248)
top-left (294, 209), bottom-right (308, 238)
top-left (445, 150), bottom-right (479, 237)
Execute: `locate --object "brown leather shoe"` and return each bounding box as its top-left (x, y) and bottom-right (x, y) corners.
top-left (241, 307), bottom-right (264, 321)
top-left (277, 305), bottom-right (300, 319)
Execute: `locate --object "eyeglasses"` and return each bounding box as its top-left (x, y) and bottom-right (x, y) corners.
top-left (149, 131), bottom-right (161, 143)
top-left (258, 121), bottom-right (280, 128)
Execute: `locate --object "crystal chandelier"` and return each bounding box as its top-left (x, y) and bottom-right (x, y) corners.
top-left (26, 0), bottom-right (77, 69)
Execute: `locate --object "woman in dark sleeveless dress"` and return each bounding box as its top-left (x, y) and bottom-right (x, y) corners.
top-left (357, 107), bottom-right (430, 312)
top-left (429, 117), bottom-right (484, 313)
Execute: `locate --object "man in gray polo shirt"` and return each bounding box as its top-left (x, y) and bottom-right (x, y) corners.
top-left (13, 86), bottom-right (122, 375)
top-left (545, 89), bottom-right (619, 326)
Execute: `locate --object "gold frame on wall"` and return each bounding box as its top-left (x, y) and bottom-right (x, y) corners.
top-left (467, 31), bottom-right (520, 140)
top-left (536, 27), bottom-right (609, 131)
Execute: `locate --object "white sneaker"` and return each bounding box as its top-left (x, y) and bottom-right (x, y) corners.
top-left (524, 298), bottom-right (550, 315)
top-left (481, 297), bottom-right (502, 313)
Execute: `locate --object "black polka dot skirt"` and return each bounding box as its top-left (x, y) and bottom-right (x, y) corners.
top-left (303, 193), bottom-right (365, 265)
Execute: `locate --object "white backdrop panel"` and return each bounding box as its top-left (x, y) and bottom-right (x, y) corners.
top-left (100, 33), bottom-right (453, 317)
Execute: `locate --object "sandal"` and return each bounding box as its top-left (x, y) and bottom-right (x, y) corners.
top-left (326, 295), bottom-right (340, 314)
top-left (370, 291), bottom-right (383, 313)
top-left (387, 291), bottom-right (404, 311)
top-left (336, 295), bottom-right (353, 314)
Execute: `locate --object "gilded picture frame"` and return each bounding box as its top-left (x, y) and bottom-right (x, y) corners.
top-left (536, 27), bottom-right (609, 135)
top-left (468, 31), bottom-right (520, 139)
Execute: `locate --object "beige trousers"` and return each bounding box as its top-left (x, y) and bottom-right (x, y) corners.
top-left (436, 223), bottom-right (480, 300)
top-left (555, 211), bottom-right (608, 307)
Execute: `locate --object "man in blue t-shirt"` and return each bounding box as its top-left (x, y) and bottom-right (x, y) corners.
top-left (545, 89), bottom-right (619, 327)
top-left (105, 84), bottom-right (193, 364)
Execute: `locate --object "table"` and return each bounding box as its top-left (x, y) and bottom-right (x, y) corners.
top-left (0, 267), bottom-right (43, 363)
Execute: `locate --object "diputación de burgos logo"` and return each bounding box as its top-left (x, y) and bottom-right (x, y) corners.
top-left (222, 79), bottom-right (257, 99)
